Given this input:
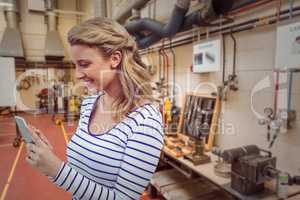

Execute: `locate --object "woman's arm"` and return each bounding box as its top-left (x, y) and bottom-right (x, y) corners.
top-left (50, 115), bottom-right (164, 200)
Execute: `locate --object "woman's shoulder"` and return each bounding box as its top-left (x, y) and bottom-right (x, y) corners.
top-left (129, 101), bottom-right (162, 125)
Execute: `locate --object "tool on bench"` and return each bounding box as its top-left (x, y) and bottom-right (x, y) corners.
top-left (191, 98), bottom-right (203, 138)
top-left (185, 95), bottom-right (195, 134)
top-left (183, 95), bottom-right (192, 134)
top-left (200, 99), bottom-right (215, 136)
top-left (183, 96), bottom-right (217, 165)
top-left (184, 137), bottom-right (210, 165)
top-left (212, 145), bottom-right (277, 195)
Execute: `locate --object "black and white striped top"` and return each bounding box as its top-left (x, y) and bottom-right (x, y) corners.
top-left (49, 93), bottom-right (164, 200)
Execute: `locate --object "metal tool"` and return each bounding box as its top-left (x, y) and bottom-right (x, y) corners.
top-left (183, 95), bottom-right (192, 134)
top-left (191, 98), bottom-right (203, 137)
top-left (186, 96), bottom-right (196, 134)
top-left (200, 99), bottom-right (214, 136)
top-left (192, 104), bottom-right (204, 138)
top-left (184, 137), bottom-right (210, 165)
top-left (213, 145), bottom-right (277, 195)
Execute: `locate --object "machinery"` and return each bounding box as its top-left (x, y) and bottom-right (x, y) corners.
top-left (213, 145), bottom-right (300, 196)
top-left (213, 145), bottom-right (277, 195)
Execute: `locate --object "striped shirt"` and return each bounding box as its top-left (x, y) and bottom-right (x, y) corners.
top-left (49, 93), bottom-right (164, 200)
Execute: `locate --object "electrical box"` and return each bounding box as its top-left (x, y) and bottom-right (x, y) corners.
top-left (28, 0), bottom-right (45, 12)
top-left (275, 21), bottom-right (300, 69)
top-left (192, 38), bottom-right (222, 73)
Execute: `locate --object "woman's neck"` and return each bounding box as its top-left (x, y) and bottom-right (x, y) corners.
top-left (100, 78), bottom-right (123, 111)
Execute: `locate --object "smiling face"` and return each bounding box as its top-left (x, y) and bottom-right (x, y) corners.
top-left (71, 44), bottom-right (121, 93)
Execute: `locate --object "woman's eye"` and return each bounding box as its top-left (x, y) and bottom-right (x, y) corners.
top-left (77, 61), bottom-right (90, 68)
top-left (79, 63), bottom-right (89, 68)
top-left (76, 59), bottom-right (91, 68)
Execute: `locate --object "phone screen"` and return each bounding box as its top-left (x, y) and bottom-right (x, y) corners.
top-left (15, 116), bottom-right (33, 143)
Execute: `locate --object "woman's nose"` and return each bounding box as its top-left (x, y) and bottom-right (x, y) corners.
top-left (75, 68), bottom-right (85, 80)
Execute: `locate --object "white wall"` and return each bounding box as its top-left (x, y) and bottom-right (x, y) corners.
top-left (138, 2), bottom-right (300, 175)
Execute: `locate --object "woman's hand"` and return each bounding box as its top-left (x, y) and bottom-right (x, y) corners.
top-left (25, 127), bottom-right (62, 178)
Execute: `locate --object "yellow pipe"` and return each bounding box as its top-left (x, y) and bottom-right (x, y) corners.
top-left (57, 120), bottom-right (69, 144)
top-left (0, 142), bottom-right (24, 200)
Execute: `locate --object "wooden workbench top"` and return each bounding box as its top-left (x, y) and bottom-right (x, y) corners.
top-left (162, 148), bottom-right (300, 200)
top-left (287, 194), bottom-right (300, 199)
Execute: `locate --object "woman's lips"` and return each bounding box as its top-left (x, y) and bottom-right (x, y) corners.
top-left (83, 79), bottom-right (94, 87)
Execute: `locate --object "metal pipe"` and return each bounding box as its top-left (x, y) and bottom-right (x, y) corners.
top-left (158, 49), bottom-right (162, 81)
top-left (128, 0), bottom-right (265, 49)
top-left (45, 0), bottom-right (57, 10)
top-left (274, 71), bottom-right (279, 116)
top-left (2, 0), bottom-right (18, 28)
top-left (126, 0), bottom-right (191, 49)
top-left (94, 0), bottom-right (107, 17)
top-left (113, 0), bottom-right (150, 23)
top-left (46, 11), bottom-right (57, 31)
top-left (159, 41), bottom-right (167, 82)
top-left (287, 71), bottom-right (293, 112)
top-left (222, 34), bottom-right (226, 85)
top-left (45, 0), bottom-right (58, 31)
top-left (230, 32), bottom-right (237, 76)
top-left (140, 6), bottom-right (300, 55)
top-left (44, 0), bottom-right (64, 60)
top-left (228, 0), bottom-right (274, 16)
top-left (127, 0), bottom-right (233, 49)
top-left (169, 39), bottom-right (176, 102)
top-left (230, 0), bottom-right (261, 12)
top-left (161, 43), bottom-right (169, 96)
top-left (5, 10), bottom-right (18, 28)
top-left (211, 0), bottom-right (234, 15)
top-left (175, 0), bottom-right (233, 32)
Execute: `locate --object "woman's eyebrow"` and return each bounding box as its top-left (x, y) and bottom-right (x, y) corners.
top-left (77, 59), bottom-right (91, 63)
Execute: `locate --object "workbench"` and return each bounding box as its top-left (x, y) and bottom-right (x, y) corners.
top-left (154, 147), bottom-right (300, 200)
top-left (287, 194), bottom-right (300, 200)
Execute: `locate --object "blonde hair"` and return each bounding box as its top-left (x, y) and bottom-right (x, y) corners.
top-left (68, 17), bottom-right (154, 120)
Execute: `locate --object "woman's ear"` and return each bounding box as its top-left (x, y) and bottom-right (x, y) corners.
top-left (110, 50), bottom-right (122, 69)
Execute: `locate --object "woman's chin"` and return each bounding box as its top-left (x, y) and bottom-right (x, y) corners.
top-left (87, 86), bottom-right (104, 95)
top-left (85, 85), bottom-right (99, 94)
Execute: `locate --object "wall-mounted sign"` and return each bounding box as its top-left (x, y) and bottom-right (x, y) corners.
top-left (193, 38), bottom-right (222, 73)
top-left (275, 21), bottom-right (300, 69)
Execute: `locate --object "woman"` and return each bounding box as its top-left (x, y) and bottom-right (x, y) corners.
top-left (26, 17), bottom-right (164, 200)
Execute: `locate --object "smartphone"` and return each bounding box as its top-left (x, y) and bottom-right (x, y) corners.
top-left (15, 116), bottom-right (33, 143)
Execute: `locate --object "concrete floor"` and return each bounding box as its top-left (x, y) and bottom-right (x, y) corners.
top-left (0, 114), bottom-right (162, 200)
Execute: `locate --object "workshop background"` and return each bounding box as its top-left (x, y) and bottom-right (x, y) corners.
top-left (0, 0), bottom-right (300, 200)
